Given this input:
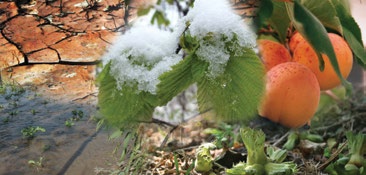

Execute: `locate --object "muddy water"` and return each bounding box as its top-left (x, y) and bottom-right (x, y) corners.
top-left (0, 86), bottom-right (120, 175)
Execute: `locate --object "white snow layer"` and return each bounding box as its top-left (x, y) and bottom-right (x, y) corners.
top-left (102, 26), bottom-right (181, 94)
top-left (102, 0), bottom-right (257, 93)
top-left (186, 0), bottom-right (257, 77)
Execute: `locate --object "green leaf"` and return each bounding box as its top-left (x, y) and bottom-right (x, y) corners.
top-left (255, 0), bottom-right (273, 27)
top-left (268, 1), bottom-right (291, 44)
top-left (300, 0), bottom-right (342, 34)
top-left (289, 1), bottom-right (352, 94)
top-left (332, 1), bottom-right (366, 67)
top-left (137, 6), bottom-right (152, 16)
top-left (343, 27), bottom-right (366, 67)
top-left (196, 48), bottom-right (265, 123)
top-left (97, 62), bottom-right (158, 128)
top-left (151, 11), bottom-right (170, 26)
top-left (157, 54), bottom-right (199, 105)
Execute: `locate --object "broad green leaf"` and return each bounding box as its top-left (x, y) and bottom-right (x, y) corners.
top-left (289, 1), bottom-right (352, 93)
top-left (332, 1), bottom-right (366, 67)
top-left (98, 62), bottom-right (158, 128)
top-left (300, 0), bottom-right (342, 34)
top-left (197, 48), bottom-right (265, 123)
top-left (255, 0), bottom-right (273, 27)
top-left (343, 27), bottom-right (366, 67)
top-left (157, 54), bottom-right (199, 105)
top-left (268, 1), bottom-right (291, 44)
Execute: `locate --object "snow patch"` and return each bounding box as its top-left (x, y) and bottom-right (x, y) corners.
top-left (185, 0), bottom-right (257, 77)
top-left (102, 25), bottom-right (181, 94)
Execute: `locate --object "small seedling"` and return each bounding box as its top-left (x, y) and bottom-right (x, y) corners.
top-left (71, 110), bottom-right (84, 121)
top-left (28, 157), bottom-right (44, 171)
top-left (21, 126), bottom-right (46, 139)
top-left (31, 109), bottom-right (37, 115)
top-left (65, 119), bottom-right (74, 127)
top-left (9, 111), bottom-right (18, 116)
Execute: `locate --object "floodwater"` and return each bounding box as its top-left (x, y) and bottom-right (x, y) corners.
top-left (0, 85), bottom-right (120, 175)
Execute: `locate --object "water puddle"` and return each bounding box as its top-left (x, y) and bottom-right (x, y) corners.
top-left (0, 84), bottom-right (119, 175)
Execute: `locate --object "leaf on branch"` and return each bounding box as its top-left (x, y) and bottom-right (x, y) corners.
top-left (197, 48), bottom-right (265, 123)
top-left (301, 0), bottom-right (342, 34)
top-left (332, 1), bottom-right (366, 67)
top-left (157, 54), bottom-right (201, 105)
top-left (288, 1), bottom-right (352, 94)
top-left (268, 1), bottom-right (291, 44)
top-left (98, 62), bottom-right (158, 128)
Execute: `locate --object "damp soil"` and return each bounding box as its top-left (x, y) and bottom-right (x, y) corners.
top-left (0, 85), bottom-right (120, 175)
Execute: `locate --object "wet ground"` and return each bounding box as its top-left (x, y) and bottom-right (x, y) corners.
top-left (0, 83), bottom-right (122, 175)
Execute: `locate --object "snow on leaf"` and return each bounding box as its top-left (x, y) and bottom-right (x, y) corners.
top-left (102, 25), bottom-right (181, 94)
top-left (184, 0), bottom-right (257, 78)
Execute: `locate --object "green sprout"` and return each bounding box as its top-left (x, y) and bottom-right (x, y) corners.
top-left (65, 119), bottom-right (75, 127)
top-left (28, 157), bottom-right (44, 171)
top-left (226, 127), bottom-right (296, 175)
top-left (21, 126), bottom-right (46, 139)
top-left (345, 132), bottom-right (366, 172)
top-left (194, 143), bottom-right (216, 173)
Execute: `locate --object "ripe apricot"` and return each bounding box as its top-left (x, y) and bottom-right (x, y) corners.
top-left (258, 62), bottom-right (320, 128)
top-left (293, 33), bottom-right (353, 90)
top-left (258, 39), bottom-right (292, 71)
top-left (289, 32), bottom-right (305, 52)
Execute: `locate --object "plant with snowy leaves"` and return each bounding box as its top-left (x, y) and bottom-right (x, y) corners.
top-left (97, 0), bottom-right (265, 128)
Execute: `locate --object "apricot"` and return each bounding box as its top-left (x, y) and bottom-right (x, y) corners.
top-left (293, 33), bottom-right (353, 90)
top-left (258, 62), bottom-right (320, 128)
top-left (258, 39), bottom-right (292, 71)
top-left (289, 32), bottom-right (305, 52)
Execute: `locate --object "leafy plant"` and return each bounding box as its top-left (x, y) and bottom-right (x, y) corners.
top-left (28, 157), bottom-right (44, 171)
top-left (97, 0), bottom-right (265, 129)
top-left (226, 127), bottom-right (297, 175)
top-left (21, 126), bottom-right (46, 139)
top-left (65, 119), bottom-right (74, 127)
top-left (203, 123), bottom-right (237, 149)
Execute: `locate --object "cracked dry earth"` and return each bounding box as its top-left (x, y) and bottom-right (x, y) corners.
top-left (0, 0), bottom-right (153, 174)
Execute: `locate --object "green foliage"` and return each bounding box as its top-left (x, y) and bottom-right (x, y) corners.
top-left (194, 143), bottom-right (216, 173)
top-left (226, 128), bottom-right (297, 175)
top-left (203, 123), bottom-right (236, 149)
top-left (325, 132), bottom-right (366, 175)
top-left (268, 1), bottom-right (290, 44)
top-left (97, 62), bottom-right (158, 128)
top-left (196, 47), bottom-right (264, 123)
top-left (21, 126), bottom-right (46, 139)
top-left (98, 28), bottom-right (264, 129)
top-left (258, 0), bottom-right (366, 94)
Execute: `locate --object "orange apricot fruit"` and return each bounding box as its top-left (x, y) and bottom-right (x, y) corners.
top-left (258, 39), bottom-right (292, 71)
top-left (292, 33), bottom-right (353, 90)
top-left (289, 32), bottom-right (305, 52)
top-left (258, 62), bottom-right (320, 128)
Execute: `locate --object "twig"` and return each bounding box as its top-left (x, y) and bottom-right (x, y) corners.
top-left (72, 92), bottom-right (98, 101)
top-left (160, 125), bottom-right (180, 148)
top-left (272, 131), bottom-right (290, 147)
top-left (318, 141), bottom-right (348, 171)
